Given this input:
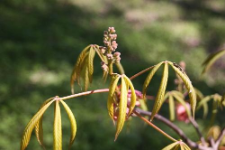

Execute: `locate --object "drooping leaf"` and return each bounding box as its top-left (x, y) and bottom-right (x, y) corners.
top-left (21, 99), bottom-right (54, 150)
top-left (182, 143), bottom-right (191, 150)
top-left (142, 62), bottom-right (163, 99)
top-left (115, 61), bottom-right (125, 74)
top-left (35, 97), bottom-right (53, 149)
top-left (115, 77), bottom-right (128, 141)
top-left (150, 62), bottom-right (169, 121)
top-left (169, 61), bottom-right (196, 118)
top-left (197, 96), bottom-right (212, 118)
top-left (88, 46), bottom-right (96, 82)
top-left (162, 142), bottom-right (178, 150)
top-left (60, 100), bottom-right (77, 149)
top-left (71, 45), bottom-right (91, 94)
top-left (168, 95), bottom-right (175, 121)
top-left (84, 65), bottom-right (90, 91)
top-left (53, 100), bottom-right (62, 150)
top-left (107, 74), bottom-right (120, 120)
top-left (123, 75), bottom-right (136, 117)
top-left (172, 93), bottom-right (191, 118)
top-left (202, 49), bottom-right (225, 74)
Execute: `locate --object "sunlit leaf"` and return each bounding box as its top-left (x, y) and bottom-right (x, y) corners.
top-left (88, 46), bottom-right (96, 82)
top-left (21, 99), bottom-right (54, 150)
top-left (123, 75), bottom-right (136, 117)
top-left (115, 77), bottom-right (127, 141)
top-left (53, 100), bottom-right (62, 150)
top-left (169, 61), bottom-right (196, 118)
top-left (71, 45), bottom-right (91, 94)
top-left (142, 62), bottom-right (163, 99)
top-left (84, 65), bottom-right (90, 91)
top-left (150, 62), bottom-right (169, 121)
top-left (168, 95), bottom-right (175, 121)
top-left (107, 74), bottom-right (120, 120)
top-left (60, 100), bottom-right (77, 149)
top-left (202, 49), bottom-right (225, 74)
top-left (35, 97), bottom-right (53, 150)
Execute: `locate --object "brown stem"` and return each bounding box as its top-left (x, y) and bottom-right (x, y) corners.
top-left (134, 108), bottom-right (215, 150)
top-left (61, 88), bottom-right (109, 100)
top-left (189, 117), bottom-right (207, 146)
top-left (129, 66), bottom-right (155, 80)
top-left (133, 110), bottom-right (177, 142)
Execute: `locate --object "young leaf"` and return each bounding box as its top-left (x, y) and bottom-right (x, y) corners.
top-left (123, 75), bottom-right (136, 117)
top-left (169, 61), bottom-right (196, 118)
top-left (168, 95), bottom-right (175, 121)
top-left (88, 46), bottom-right (96, 82)
top-left (115, 77), bottom-right (128, 141)
top-left (53, 100), bottom-right (62, 150)
top-left (197, 96), bottom-right (212, 118)
top-left (202, 49), bottom-right (225, 74)
top-left (60, 100), bottom-right (77, 149)
top-left (172, 93), bottom-right (191, 118)
top-left (107, 74), bottom-right (120, 120)
top-left (150, 62), bottom-right (169, 121)
top-left (21, 99), bottom-right (54, 150)
top-left (71, 45), bottom-right (91, 94)
top-left (142, 62), bottom-right (163, 99)
top-left (162, 142), bottom-right (178, 150)
top-left (35, 97), bottom-right (53, 149)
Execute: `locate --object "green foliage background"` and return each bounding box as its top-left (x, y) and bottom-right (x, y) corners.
top-left (0, 0), bottom-right (225, 149)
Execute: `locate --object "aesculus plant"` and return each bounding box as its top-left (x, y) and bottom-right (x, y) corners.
top-left (21, 27), bottom-right (225, 150)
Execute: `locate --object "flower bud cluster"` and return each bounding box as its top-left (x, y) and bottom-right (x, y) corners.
top-left (103, 27), bottom-right (118, 52)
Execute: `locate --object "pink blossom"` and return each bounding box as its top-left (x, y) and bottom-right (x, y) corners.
top-left (176, 103), bottom-right (190, 123)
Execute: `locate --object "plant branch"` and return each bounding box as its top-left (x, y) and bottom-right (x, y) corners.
top-left (134, 108), bottom-right (215, 150)
top-left (189, 117), bottom-right (207, 146)
top-left (133, 110), bottom-right (177, 142)
top-left (214, 127), bottom-right (225, 149)
top-left (60, 88), bottom-right (109, 101)
top-left (129, 66), bottom-right (155, 80)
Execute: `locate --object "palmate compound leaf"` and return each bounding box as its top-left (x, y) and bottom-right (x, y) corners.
top-left (162, 141), bottom-right (191, 150)
top-left (107, 74), bottom-right (121, 120)
top-left (142, 61), bottom-right (164, 99)
top-left (202, 49), bottom-right (225, 74)
top-left (60, 100), bottom-right (77, 149)
top-left (115, 76), bottom-right (127, 141)
top-left (70, 45), bottom-right (99, 94)
top-left (21, 98), bottom-right (54, 150)
top-left (168, 61), bottom-right (196, 118)
top-left (150, 62), bottom-right (169, 121)
top-left (54, 100), bottom-right (62, 150)
top-left (197, 95), bottom-right (212, 118)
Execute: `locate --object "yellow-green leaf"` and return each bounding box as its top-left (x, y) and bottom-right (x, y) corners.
top-left (21, 99), bottom-right (54, 150)
top-left (197, 96), bottom-right (211, 118)
top-left (172, 93), bottom-right (191, 118)
top-left (60, 100), bottom-right (77, 149)
top-left (162, 142), bottom-right (178, 150)
top-left (35, 97), bottom-right (53, 149)
top-left (107, 74), bottom-right (120, 120)
top-left (53, 100), bottom-right (62, 150)
top-left (115, 77), bottom-right (127, 141)
top-left (123, 75), bottom-right (136, 117)
top-left (151, 62), bottom-right (169, 121)
top-left (142, 62), bottom-right (163, 99)
top-left (182, 143), bottom-right (191, 150)
top-left (168, 95), bottom-right (175, 121)
top-left (88, 46), bottom-right (96, 82)
top-left (169, 61), bottom-right (196, 118)
top-left (71, 45), bottom-right (91, 94)
top-left (84, 66), bottom-right (90, 91)
top-left (202, 49), bottom-right (225, 74)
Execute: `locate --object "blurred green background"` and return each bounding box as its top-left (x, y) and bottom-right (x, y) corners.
top-left (1, 0), bottom-right (225, 149)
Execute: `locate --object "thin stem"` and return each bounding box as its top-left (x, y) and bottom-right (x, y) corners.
top-left (61, 88), bottom-right (109, 101)
top-left (129, 66), bottom-right (155, 80)
top-left (189, 117), bottom-right (207, 146)
top-left (133, 110), bottom-right (177, 142)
